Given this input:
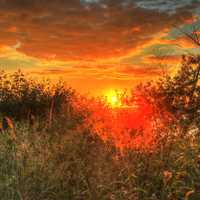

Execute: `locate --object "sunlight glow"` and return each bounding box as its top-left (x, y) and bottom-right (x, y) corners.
top-left (105, 90), bottom-right (121, 107)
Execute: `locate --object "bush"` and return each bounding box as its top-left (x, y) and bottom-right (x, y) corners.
top-left (0, 70), bottom-right (75, 122)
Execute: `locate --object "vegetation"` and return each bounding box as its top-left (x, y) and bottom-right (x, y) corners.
top-left (1, 56), bottom-right (200, 199)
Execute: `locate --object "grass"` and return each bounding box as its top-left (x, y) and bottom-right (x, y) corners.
top-left (1, 120), bottom-right (200, 200)
top-left (1, 68), bottom-right (200, 199)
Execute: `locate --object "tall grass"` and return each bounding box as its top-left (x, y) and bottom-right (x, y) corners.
top-left (1, 122), bottom-right (200, 199)
top-left (1, 70), bottom-right (200, 199)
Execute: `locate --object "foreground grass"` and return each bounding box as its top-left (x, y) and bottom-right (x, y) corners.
top-left (1, 65), bottom-right (200, 199)
top-left (1, 122), bottom-right (200, 200)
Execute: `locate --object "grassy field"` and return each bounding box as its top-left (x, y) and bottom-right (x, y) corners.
top-left (1, 117), bottom-right (200, 200)
top-left (1, 57), bottom-right (200, 200)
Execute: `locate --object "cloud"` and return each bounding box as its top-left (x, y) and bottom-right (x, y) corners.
top-left (135, 0), bottom-right (200, 14)
top-left (145, 55), bottom-right (182, 65)
top-left (118, 64), bottom-right (163, 77)
top-left (30, 68), bottom-right (76, 76)
top-left (0, 0), bottom-right (194, 61)
top-left (142, 44), bottom-right (183, 56)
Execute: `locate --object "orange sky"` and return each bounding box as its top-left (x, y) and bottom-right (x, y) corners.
top-left (0, 0), bottom-right (200, 95)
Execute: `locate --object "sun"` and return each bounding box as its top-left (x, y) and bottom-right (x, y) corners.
top-left (104, 90), bottom-right (121, 107)
top-left (110, 95), bottom-right (118, 104)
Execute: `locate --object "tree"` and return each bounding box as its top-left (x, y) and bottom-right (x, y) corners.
top-left (138, 55), bottom-right (200, 135)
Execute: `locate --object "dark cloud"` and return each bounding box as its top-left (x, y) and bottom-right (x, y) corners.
top-left (135, 0), bottom-right (200, 14)
top-left (30, 68), bottom-right (76, 75)
top-left (145, 55), bottom-right (182, 64)
top-left (118, 64), bottom-right (163, 77)
top-left (0, 0), bottom-right (196, 61)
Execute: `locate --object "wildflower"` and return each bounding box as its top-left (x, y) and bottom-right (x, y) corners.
top-left (3, 117), bottom-right (17, 141)
top-left (3, 117), bottom-right (15, 130)
top-left (163, 170), bottom-right (172, 183)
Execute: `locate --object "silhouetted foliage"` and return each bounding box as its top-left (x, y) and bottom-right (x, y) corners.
top-left (0, 70), bottom-right (76, 123)
top-left (2, 57), bottom-right (200, 200)
top-left (138, 55), bottom-right (200, 135)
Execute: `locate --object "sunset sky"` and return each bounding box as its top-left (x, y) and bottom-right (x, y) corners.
top-left (0, 0), bottom-right (200, 95)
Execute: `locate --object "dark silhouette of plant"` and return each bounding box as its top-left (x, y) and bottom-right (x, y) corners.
top-left (0, 70), bottom-right (76, 126)
top-left (137, 55), bottom-right (200, 135)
